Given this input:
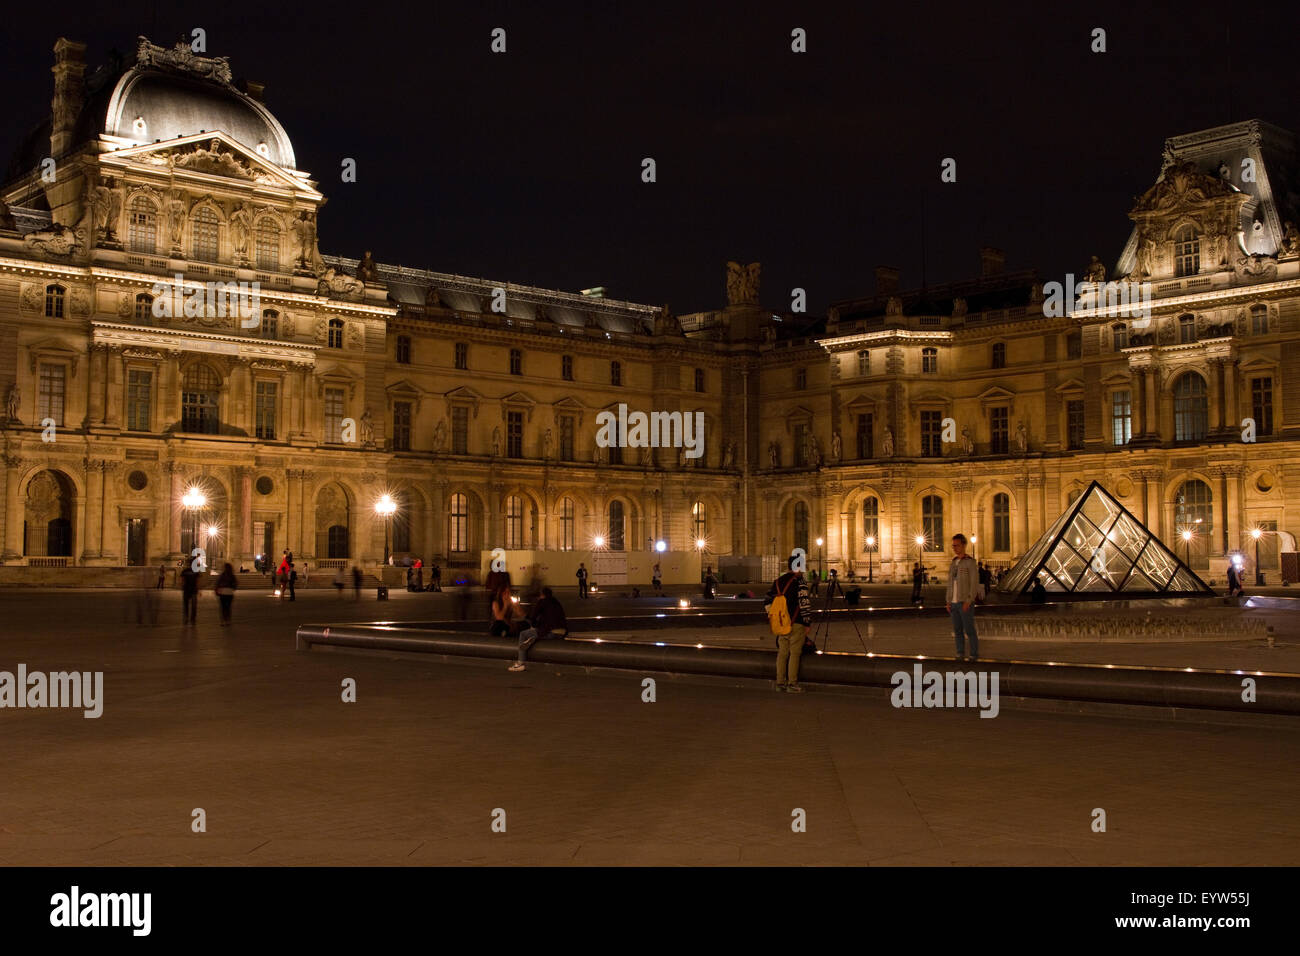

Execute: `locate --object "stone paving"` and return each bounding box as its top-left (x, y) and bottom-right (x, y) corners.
top-left (1, 588), bottom-right (1298, 865)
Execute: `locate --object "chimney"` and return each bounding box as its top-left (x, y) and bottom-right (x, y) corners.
top-left (980, 246), bottom-right (1005, 277)
top-left (50, 38), bottom-right (87, 159)
top-left (875, 266), bottom-right (900, 296)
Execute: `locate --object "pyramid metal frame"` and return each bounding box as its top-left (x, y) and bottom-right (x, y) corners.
top-left (998, 480), bottom-right (1215, 599)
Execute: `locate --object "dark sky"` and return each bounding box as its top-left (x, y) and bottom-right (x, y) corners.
top-left (4, 0), bottom-right (1298, 314)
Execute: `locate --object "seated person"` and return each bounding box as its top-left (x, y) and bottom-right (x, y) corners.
top-left (508, 587), bottom-right (569, 672)
top-left (489, 585), bottom-right (519, 637)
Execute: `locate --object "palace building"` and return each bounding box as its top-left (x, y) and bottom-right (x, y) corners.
top-left (2, 36), bottom-right (1299, 585)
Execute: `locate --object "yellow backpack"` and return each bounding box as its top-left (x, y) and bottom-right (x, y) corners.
top-left (767, 578), bottom-right (793, 636)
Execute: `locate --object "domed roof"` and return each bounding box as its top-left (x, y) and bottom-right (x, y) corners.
top-left (105, 67), bottom-right (296, 168)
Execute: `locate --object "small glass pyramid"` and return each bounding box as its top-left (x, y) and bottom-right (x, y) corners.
top-left (998, 480), bottom-right (1214, 597)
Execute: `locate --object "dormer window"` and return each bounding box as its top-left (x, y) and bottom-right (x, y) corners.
top-left (1174, 224), bottom-right (1200, 277)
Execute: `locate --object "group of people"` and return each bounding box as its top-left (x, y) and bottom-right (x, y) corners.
top-left (404, 559), bottom-right (442, 592)
top-left (489, 575), bottom-right (570, 673)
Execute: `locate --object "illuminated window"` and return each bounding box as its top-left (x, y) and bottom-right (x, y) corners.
top-left (1174, 224), bottom-right (1200, 277)
top-left (328, 318), bottom-right (344, 349)
top-left (857, 350), bottom-right (870, 376)
top-left (922, 495), bottom-right (943, 548)
top-left (608, 500), bottom-right (626, 551)
top-left (255, 218), bottom-right (280, 271)
top-left (323, 387), bottom-right (345, 443)
top-left (1111, 390), bottom-right (1131, 446)
top-left (992, 493), bottom-right (1010, 552)
top-left (506, 495), bottom-right (524, 549)
top-left (38, 364), bottom-right (66, 426)
top-left (181, 364), bottom-right (221, 434)
top-left (44, 284), bottom-right (65, 318)
top-left (255, 381), bottom-right (277, 441)
top-left (128, 196), bottom-right (158, 254)
top-left (448, 493), bottom-right (469, 552)
top-left (921, 347), bottom-right (938, 373)
top-left (191, 207), bottom-right (219, 262)
top-left (1174, 373), bottom-right (1208, 442)
top-left (126, 369), bottom-right (152, 432)
top-left (559, 497), bottom-right (575, 551)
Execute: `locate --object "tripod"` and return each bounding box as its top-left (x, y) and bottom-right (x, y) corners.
top-left (810, 576), bottom-right (869, 655)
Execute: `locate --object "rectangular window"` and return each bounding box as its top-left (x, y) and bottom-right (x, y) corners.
top-left (1113, 324), bottom-right (1127, 351)
top-left (324, 388), bottom-right (345, 443)
top-left (922, 348), bottom-right (938, 373)
top-left (694, 368), bottom-right (705, 392)
top-left (1066, 334), bottom-right (1081, 360)
top-left (559, 499), bottom-right (575, 551)
top-left (451, 406), bottom-right (469, 455)
top-left (126, 369), bottom-right (152, 432)
top-left (38, 364), bottom-right (65, 427)
top-left (795, 368), bottom-right (807, 390)
top-left (1252, 377), bottom-right (1274, 437)
top-left (1111, 390), bottom-right (1132, 446)
top-left (793, 423), bottom-right (810, 466)
top-left (1252, 307), bottom-right (1269, 335)
top-left (857, 350), bottom-right (870, 376)
top-left (1067, 399), bottom-right (1085, 450)
top-left (509, 349), bottom-right (522, 375)
top-left (255, 380), bottom-right (277, 441)
top-left (396, 335), bottom-right (411, 364)
top-left (990, 406), bottom-right (1009, 454)
top-left (856, 413), bottom-right (873, 459)
top-left (393, 401), bottom-right (411, 451)
top-left (562, 354), bottom-right (574, 380)
top-left (507, 410), bottom-right (523, 458)
top-left (920, 410), bottom-right (942, 457)
top-left (559, 414), bottom-right (575, 461)
top-left (455, 342), bottom-right (469, 370)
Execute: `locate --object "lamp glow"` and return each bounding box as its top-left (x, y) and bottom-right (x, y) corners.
top-left (655, 540), bottom-right (666, 552)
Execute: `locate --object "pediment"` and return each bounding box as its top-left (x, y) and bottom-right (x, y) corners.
top-left (976, 385), bottom-right (1017, 404)
top-left (386, 378), bottom-right (423, 396)
top-left (843, 393), bottom-right (878, 411)
top-left (102, 132), bottom-right (319, 198)
top-left (1053, 378), bottom-right (1086, 394)
top-left (445, 385), bottom-right (483, 417)
top-left (784, 405), bottom-right (814, 431)
top-left (1130, 161), bottom-right (1241, 217)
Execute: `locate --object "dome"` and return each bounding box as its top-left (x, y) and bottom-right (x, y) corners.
top-left (104, 67), bottom-right (295, 168)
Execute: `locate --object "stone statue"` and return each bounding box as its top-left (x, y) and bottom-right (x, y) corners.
top-left (542, 428), bottom-right (553, 459)
top-left (960, 427), bottom-right (974, 455)
top-left (425, 286), bottom-right (442, 308)
top-left (432, 418), bottom-right (447, 453)
top-left (1281, 221), bottom-right (1300, 257)
top-left (229, 203), bottom-right (252, 261)
top-left (89, 181), bottom-right (121, 243)
top-left (722, 441), bottom-right (735, 469)
top-left (830, 431), bottom-right (842, 462)
top-left (806, 434), bottom-right (821, 468)
top-left (1015, 420), bottom-right (1028, 455)
top-left (725, 261), bottom-right (761, 306)
top-left (167, 192), bottom-right (186, 250)
top-left (5, 383), bottom-right (19, 422)
top-left (654, 303), bottom-right (683, 336)
top-left (316, 267), bottom-right (364, 298)
top-left (882, 427), bottom-right (894, 457)
top-left (357, 251), bottom-right (380, 282)
top-left (1135, 237), bottom-right (1156, 279)
top-left (0, 199), bottom-right (16, 231)
top-left (292, 211), bottom-right (321, 271)
top-left (359, 408), bottom-right (374, 446)
top-left (1085, 255), bottom-right (1107, 283)
top-left (768, 441), bottom-right (779, 468)
top-left (491, 426), bottom-right (502, 457)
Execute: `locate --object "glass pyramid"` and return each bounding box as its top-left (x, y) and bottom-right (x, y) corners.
top-left (998, 480), bottom-right (1214, 598)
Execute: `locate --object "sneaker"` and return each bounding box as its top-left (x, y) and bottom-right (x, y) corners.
top-left (786, 684), bottom-right (805, 694)
top-left (508, 662), bottom-right (526, 672)
top-left (774, 683), bottom-right (787, 692)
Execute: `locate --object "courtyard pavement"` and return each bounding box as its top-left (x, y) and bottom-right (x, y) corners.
top-left (0, 588), bottom-right (1298, 865)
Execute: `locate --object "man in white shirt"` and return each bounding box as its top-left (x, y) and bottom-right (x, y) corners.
top-left (946, 533), bottom-right (981, 661)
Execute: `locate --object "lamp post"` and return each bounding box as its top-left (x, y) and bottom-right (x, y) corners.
top-left (182, 486), bottom-right (207, 559)
top-left (1252, 528), bottom-right (1264, 586)
top-left (815, 536), bottom-right (824, 579)
top-left (1181, 529), bottom-right (1193, 566)
top-left (865, 535), bottom-right (875, 583)
top-left (376, 494), bottom-right (397, 567)
top-left (970, 534), bottom-right (977, 561)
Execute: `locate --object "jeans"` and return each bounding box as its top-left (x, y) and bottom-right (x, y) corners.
top-left (951, 604), bottom-right (978, 658)
top-left (183, 592), bottom-right (197, 624)
top-left (776, 622), bottom-right (807, 686)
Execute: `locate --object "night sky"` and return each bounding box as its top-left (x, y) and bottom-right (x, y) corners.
top-left (4, 0), bottom-right (1297, 314)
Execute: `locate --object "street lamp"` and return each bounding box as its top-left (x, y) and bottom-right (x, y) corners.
top-left (375, 493), bottom-right (397, 567)
top-left (815, 536), bottom-right (824, 579)
top-left (915, 534), bottom-right (925, 561)
top-left (969, 534), bottom-right (977, 561)
top-left (865, 535), bottom-right (876, 583)
top-left (182, 486), bottom-right (207, 558)
top-left (1252, 527), bottom-right (1264, 586)
top-left (1181, 528), bottom-right (1193, 566)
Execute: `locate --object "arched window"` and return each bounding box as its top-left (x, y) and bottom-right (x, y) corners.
top-left (991, 342), bottom-right (1006, 369)
top-left (793, 501), bottom-right (809, 553)
top-left (862, 496), bottom-right (879, 549)
top-left (392, 489), bottom-right (411, 553)
top-left (921, 347), bottom-right (938, 374)
top-left (1174, 373), bottom-right (1208, 442)
top-left (128, 196), bottom-right (158, 254)
top-left (134, 293), bottom-right (154, 322)
top-left (505, 495), bottom-right (524, 549)
top-left (44, 284), bottom-right (65, 318)
top-left (610, 360), bottom-right (622, 386)
top-left (181, 364), bottom-right (221, 434)
top-left (1177, 479), bottom-right (1214, 534)
top-left (448, 493), bottom-right (469, 553)
top-left (1178, 314), bottom-right (1196, 344)
top-left (692, 501), bottom-right (707, 543)
top-left (1173, 224), bottom-right (1200, 277)
top-left (261, 309), bottom-right (278, 339)
top-left (993, 493), bottom-right (1010, 552)
top-left (327, 525), bottom-right (349, 559)
top-left (255, 218), bottom-right (280, 271)
top-left (191, 207), bottom-right (219, 262)
top-left (608, 500), bottom-right (626, 551)
top-left (922, 495), bottom-right (943, 549)
top-left (328, 318), bottom-right (344, 349)
top-left (559, 497), bottom-right (575, 551)
top-left (1112, 323), bottom-right (1127, 351)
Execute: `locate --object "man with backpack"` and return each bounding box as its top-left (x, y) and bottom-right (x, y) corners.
top-left (765, 557), bottom-right (813, 694)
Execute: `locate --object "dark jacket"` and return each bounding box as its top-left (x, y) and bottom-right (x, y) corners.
top-left (766, 571), bottom-right (812, 626)
top-left (216, 569), bottom-right (238, 593)
top-left (530, 595), bottom-right (569, 639)
top-left (180, 567), bottom-right (199, 595)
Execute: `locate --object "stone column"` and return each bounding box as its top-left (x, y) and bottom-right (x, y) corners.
top-left (100, 461), bottom-right (120, 561)
top-left (105, 350), bottom-right (124, 428)
top-left (1146, 368), bottom-right (1161, 440)
top-left (236, 467), bottom-right (252, 562)
top-left (1207, 359), bottom-right (1223, 432)
top-left (1224, 467), bottom-right (1241, 555)
top-left (1222, 360), bottom-right (1237, 432)
top-left (166, 462), bottom-right (182, 557)
top-left (2, 455), bottom-right (23, 560)
top-left (1014, 477), bottom-right (1030, 554)
top-left (1143, 471), bottom-right (1163, 540)
top-left (81, 459), bottom-right (103, 560)
top-left (87, 346), bottom-right (108, 425)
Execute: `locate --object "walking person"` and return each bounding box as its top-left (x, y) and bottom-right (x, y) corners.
top-left (947, 533), bottom-right (981, 661)
top-left (334, 566), bottom-right (347, 598)
top-left (431, 562), bottom-right (442, 592)
top-left (651, 562), bottom-right (662, 594)
top-left (910, 561), bottom-right (925, 604)
top-left (765, 556), bottom-right (812, 693)
top-left (287, 562), bottom-right (298, 602)
top-left (180, 562), bottom-right (199, 625)
top-left (576, 562), bottom-right (589, 599)
top-left (1226, 561), bottom-right (1243, 598)
top-left (215, 563), bottom-right (238, 626)
top-left (414, 558), bottom-right (423, 592)
top-left (352, 565), bottom-right (363, 600)
top-left (508, 587), bottom-right (569, 672)
top-left (808, 568), bottom-right (820, 597)
top-left (156, 561), bottom-right (167, 590)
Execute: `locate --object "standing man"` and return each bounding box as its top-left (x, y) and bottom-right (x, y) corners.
top-left (156, 561), bottom-right (167, 590)
top-left (946, 533), bottom-right (980, 661)
top-left (180, 561), bottom-right (199, 625)
top-left (576, 562), bottom-right (589, 599)
top-left (431, 562), bottom-right (442, 592)
top-left (910, 561), bottom-right (925, 604)
top-left (766, 557), bottom-right (812, 693)
top-left (287, 562), bottom-right (298, 602)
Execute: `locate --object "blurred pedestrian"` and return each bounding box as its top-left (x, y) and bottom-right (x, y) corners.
top-left (352, 565), bottom-right (363, 600)
top-left (287, 562), bottom-right (298, 602)
top-left (431, 562), bottom-right (442, 592)
top-left (215, 563), bottom-right (238, 625)
top-left (180, 562), bottom-right (199, 625)
top-left (156, 561), bottom-right (167, 590)
top-left (334, 567), bottom-right (346, 598)
top-left (576, 563), bottom-right (589, 598)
